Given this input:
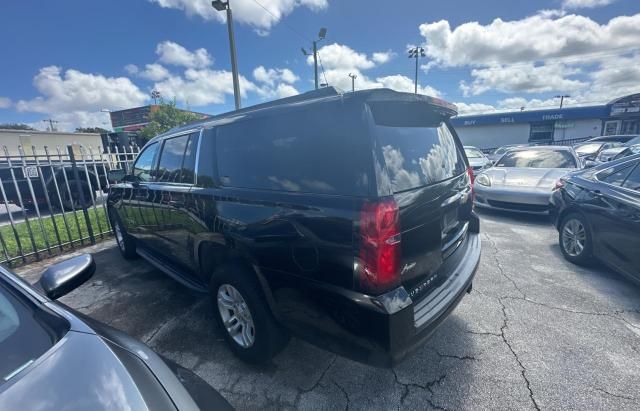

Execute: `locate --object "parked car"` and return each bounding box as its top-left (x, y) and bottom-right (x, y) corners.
top-left (585, 134), bottom-right (638, 144)
top-left (613, 144), bottom-right (640, 160)
top-left (594, 136), bottom-right (640, 164)
top-left (0, 149), bottom-right (111, 211)
top-left (487, 144), bottom-right (528, 163)
top-left (574, 141), bottom-right (624, 167)
top-left (550, 154), bottom-right (640, 283)
top-left (464, 146), bottom-right (492, 175)
top-left (0, 254), bottom-right (232, 410)
top-left (106, 87), bottom-right (481, 367)
top-left (473, 146), bottom-right (581, 214)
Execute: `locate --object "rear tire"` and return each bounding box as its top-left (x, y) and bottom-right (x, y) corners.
top-left (559, 212), bottom-right (593, 266)
top-left (58, 179), bottom-right (94, 211)
top-left (109, 209), bottom-right (137, 259)
top-left (210, 264), bottom-right (289, 364)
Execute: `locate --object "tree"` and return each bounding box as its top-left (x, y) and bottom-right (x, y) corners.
top-left (75, 127), bottom-right (109, 133)
top-left (138, 99), bottom-right (202, 142)
top-left (0, 123), bottom-right (35, 130)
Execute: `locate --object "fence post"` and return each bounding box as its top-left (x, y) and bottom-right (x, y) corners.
top-left (68, 145), bottom-right (95, 244)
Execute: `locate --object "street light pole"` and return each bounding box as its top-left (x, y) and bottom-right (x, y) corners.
top-left (302, 28), bottom-right (327, 91)
top-left (408, 46), bottom-right (426, 94)
top-left (212, 0), bottom-right (241, 109)
top-left (348, 73), bottom-right (357, 92)
top-left (555, 94), bottom-right (570, 109)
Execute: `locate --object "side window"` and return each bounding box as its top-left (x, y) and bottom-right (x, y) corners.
top-left (156, 133), bottom-right (198, 184)
top-left (132, 142), bottom-right (159, 182)
top-left (196, 128), bottom-right (216, 188)
top-left (622, 164), bottom-right (640, 191)
top-left (599, 164), bottom-right (634, 186)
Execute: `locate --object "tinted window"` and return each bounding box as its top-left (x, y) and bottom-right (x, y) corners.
top-left (464, 147), bottom-right (484, 158)
top-left (599, 164), bottom-right (634, 186)
top-left (495, 149), bottom-right (577, 169)
top-left (156, 133), bottom-right (198, 184)
top-left (0, 283), bottom-right (61, 385)
top-left (132, 142), bottom-right (159, 182)
top-left (375, 123), bottom-right (466, 193)
top-left (622, 164), bottom-right (640, 191)
top-left (216, 107), bottom-right (370, 196)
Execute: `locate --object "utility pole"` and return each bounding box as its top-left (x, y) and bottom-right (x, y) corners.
top-left (408, 46), bottom-right (426, 94)
top-left (42, 119), bottom-right (58, 132)
top-left (555, 94), bottom-right (570, 109)
top-left (348, 73), bottom-right (357, 92)
top-left (302, 28), bottom-right (327, 90)
top-left (212, 0), bottom-right (241, 109)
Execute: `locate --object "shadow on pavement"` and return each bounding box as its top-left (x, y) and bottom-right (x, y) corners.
top-left (476, 207), bottom-right (553, 227)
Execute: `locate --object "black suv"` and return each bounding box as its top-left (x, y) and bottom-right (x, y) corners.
top-left (107, 87), bottom-right (481, 367)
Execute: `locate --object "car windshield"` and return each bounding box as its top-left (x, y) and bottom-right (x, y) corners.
top-left (0, 281), bottom-right (64, 385)
top-left (575, 143), bottom-right (603, 156)
top-left (625, 136), bottom-right (640, 146)
top-left (495, 149), bottom-right (577, 168)
top-left (464, 147), bottom-right (484, 158)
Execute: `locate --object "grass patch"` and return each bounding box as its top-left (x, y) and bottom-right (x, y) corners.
top-left (0, 206), bottom-right (112, 264)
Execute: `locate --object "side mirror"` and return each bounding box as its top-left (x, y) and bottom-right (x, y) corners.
top-left (108, 169), bottom-right (127, 182)
top-left (584, 160), bottom-right (597, 169)
top-left (39, 254), bottom-right (95, 300)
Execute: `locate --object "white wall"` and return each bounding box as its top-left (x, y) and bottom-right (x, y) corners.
top-left (553, 119), bottom-right (602, 142)
top-left (453, 124), bottom-right (531, 149)
top-left (0, 130), bottom-right (103, 156)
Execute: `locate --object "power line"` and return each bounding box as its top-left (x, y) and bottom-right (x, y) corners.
top-left (251, 0), bottom-right (307, 41)
top-left (317, 51), bottom-right (329, 86)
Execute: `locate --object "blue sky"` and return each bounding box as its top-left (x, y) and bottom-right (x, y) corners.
top-left (1, 0), bottom-right (639, 130)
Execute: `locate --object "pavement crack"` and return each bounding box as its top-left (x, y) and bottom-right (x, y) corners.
top-left (332, 381), bottom-right (350, 410)
top-left (483, 232), bottom-right (526, 298)
top-left (301, 355), bottom-right (336, 393)
top-left (593, 386), bottom-right (637, 402)
top-left (144, 300), bottom-right (204, 345)
top-left (465, 330), bottom-right (502, 338)
top-left (392, 368), bottom-right (447, 408)
top-left (435, 350), bottom-right (478, 361)
top-left (498, 298), bottom-right (540, 411)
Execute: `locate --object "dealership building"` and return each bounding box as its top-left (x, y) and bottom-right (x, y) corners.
top-left (451, 93), bottom-right (640, 150)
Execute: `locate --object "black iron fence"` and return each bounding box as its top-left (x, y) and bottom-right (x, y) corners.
top-left (0, 144), bottom-right (139, 267)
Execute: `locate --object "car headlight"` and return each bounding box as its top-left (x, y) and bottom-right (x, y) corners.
top-left (475, 173), bottom-right (491, 187)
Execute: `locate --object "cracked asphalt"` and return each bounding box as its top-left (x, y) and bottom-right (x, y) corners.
top-left (15, 209), bottom-right (640, 410)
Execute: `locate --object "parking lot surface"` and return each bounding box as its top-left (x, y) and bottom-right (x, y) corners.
top-left (16, 211), bottom-right (640, 410)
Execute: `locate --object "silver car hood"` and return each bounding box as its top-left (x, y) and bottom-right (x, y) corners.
top-left (482, 167), bottom-right (574, 189)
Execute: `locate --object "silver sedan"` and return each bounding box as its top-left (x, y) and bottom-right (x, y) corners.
top-left (473, 146), bottom-right (581, 214)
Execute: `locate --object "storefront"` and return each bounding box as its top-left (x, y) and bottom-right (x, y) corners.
top-left (451, 93), bottom-right (640, 150)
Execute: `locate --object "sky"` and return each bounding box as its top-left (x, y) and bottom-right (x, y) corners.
top-left (1, 0), bottom-right (639, 131)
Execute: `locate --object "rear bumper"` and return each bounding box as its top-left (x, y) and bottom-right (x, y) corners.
top-left (293, 233), bottom-right (480, 368)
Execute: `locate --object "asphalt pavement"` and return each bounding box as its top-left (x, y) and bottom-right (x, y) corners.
top-left (16, 210), bottom-right (640, 410)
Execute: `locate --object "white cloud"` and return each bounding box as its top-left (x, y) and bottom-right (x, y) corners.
top-left (153, 68), bottom-right (257, 106)
top-left (148, 0), bottom-right (328, 32)
top-left (563, 0), bottom-right (616, 9)
top-left (273, 83), bottom-right (299, 98)
top-left (252, 66), bottom-right (299, 86)
top-left (0, 97), bottom-right (11, 109)
top-left (124, 64), bottom-right (139, 75)
top-left (460, 63), bottom-right (588, 96)
top-left (419, 13), bottom-right (640, 67)
top-left (156, 41), bottom-right (212, 68)
top-left (310, 43), bottom-right (376, 70)
top-left (16, 66), bottom-right (147, 114)
top-left (139, 63), bottom-right (171, 81)
top-left (454, 102), bottom-right (497, 115)
top-left (372, 51), bottom-right (395, 64)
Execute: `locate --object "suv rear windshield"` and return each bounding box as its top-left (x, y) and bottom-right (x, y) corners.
top-left (215, 106), bottom-right (370, 196)
top-left (374, 122), bottom-right (466, 193)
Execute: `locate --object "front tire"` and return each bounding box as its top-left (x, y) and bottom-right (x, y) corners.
top-left (210, 265), bottom-right (289, 364)
top-left (109, 209), bottom-right (137, 259)
top-left (559, 212), bottom-right (593, 266)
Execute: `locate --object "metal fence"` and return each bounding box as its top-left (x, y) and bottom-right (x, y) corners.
top-left (0, 144), bottom-right (139, 267)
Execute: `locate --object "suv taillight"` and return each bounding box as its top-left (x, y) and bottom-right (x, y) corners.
top-left (359, 198), bottom-right (401, 294)
top-left (467, 166), bottom-right (475, 200)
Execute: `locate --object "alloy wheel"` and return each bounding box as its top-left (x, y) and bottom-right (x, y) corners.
top-left (217, 284), bottom-right (256, 348)
top-left (562, 218), bottom-right (586, 257)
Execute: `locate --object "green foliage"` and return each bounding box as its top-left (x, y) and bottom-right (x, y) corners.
top-left (75, 127), bottom-right (109, 133)
top-left (138, 99), bottom-right (202, 142)
top-left (0, 123), bottom-right (35, 130)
